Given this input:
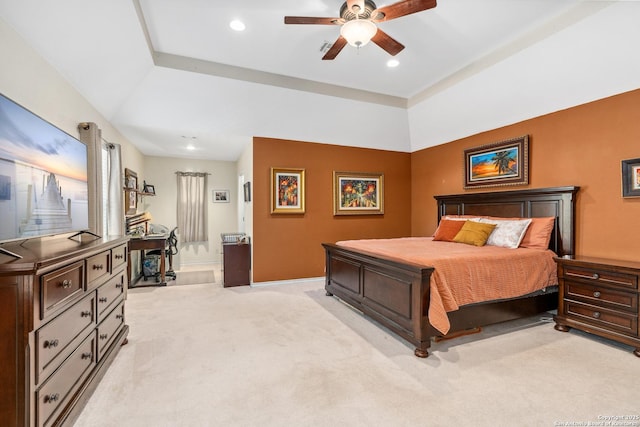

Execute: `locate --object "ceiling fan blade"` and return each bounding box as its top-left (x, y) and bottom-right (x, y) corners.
top-left (371, 0), bottom-right (437, 22)
top-left (322, 36), bottom-right (348, 60)
top-left (346, 0), bottom-right (366, 14)
top-left (284, 16), bottom-right (343, 25)
top-left (371, 29), bottom-right (405, 56)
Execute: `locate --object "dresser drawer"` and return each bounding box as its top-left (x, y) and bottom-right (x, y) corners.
top-left (35, 293), bottom-right (95, 384)
top-left (563, 265), bottom-right (638, 290)
top-left (36, 332), bottom-right (96, 427)
top-left (97, 271), bottom-right (125, 319)
top-left (565, 300), bottom-right (638, 336)
top-left (86, 250), bottom-right (110, 290)
top-left (98, 302), bottom-right (125, 360)
top-left (112, 244), bottom-right (128, 271)
top-left (565, 281), bottom-right (638, 312)
top-left (41, 261), bottom-right (84, 319)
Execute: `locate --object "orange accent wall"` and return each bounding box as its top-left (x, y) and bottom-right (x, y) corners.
top-left (253, 89), bottom-right (640, 282)
top-left (253, 137), bottom-right (412, 282)
top-left (411, 88), bottom-right (640, 262)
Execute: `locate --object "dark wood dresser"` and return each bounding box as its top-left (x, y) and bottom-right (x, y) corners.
top-left (0, 234), bottom-right (130, 426)
top-left (554, 256), bottom-right (640, 357)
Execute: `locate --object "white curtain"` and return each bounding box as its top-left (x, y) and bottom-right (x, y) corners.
top-left (105, 143), bottom-right (123, 236)
top-left (176, 172), bottom-right (208, 243)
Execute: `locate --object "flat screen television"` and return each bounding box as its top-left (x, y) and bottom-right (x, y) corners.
top-left (0, 92), bottom-right (90, 245)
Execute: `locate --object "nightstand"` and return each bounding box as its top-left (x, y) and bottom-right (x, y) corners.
top-left (554, 256), bottom-right (640, 357)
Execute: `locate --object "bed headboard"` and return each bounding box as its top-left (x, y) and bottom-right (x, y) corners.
top-left (434, 186), bottom-right (579, 257)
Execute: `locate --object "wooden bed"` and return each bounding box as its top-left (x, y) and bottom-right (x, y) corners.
top-left (322, 186), bottom-right (579, 358)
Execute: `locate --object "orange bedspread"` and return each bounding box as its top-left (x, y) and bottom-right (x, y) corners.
top-left (336, 237), bottom-right (558, 335)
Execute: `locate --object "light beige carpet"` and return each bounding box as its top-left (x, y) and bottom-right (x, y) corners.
top-left (73, 280), bottom-right (640, 427)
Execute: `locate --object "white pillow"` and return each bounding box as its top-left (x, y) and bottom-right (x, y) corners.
top-left (477, 218), bottom-right (532, 249)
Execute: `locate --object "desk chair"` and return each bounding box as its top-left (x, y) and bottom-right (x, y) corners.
top-left (143, 227), bottom-right (178, 282)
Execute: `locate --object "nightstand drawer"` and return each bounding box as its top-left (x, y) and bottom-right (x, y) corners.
top-left (565, 282), bottom-right (638, 312)
top-left (565, 300), bottom-right (638, 336)
top-left (563, 266), bottom-right (637, 290)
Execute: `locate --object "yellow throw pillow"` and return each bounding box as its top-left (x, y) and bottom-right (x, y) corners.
top-left (452, 221), bottom-right (497, 247)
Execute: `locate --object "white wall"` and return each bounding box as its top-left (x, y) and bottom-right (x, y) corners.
top-left (0, 18), bottom-right (145, 175)
top-left (408, 2), bottom-right (640, 152)
top-left (142, 156), bottom-right (238, 267)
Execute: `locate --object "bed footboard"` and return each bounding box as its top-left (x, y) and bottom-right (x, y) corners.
top-left (322, 243), bottom-right (435, 357)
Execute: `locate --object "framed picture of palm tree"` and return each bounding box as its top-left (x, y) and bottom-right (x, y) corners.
top-left (464, 135), bottom-right (529, 189)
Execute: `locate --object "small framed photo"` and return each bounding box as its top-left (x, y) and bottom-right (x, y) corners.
top-left (333, 171), bottom-right (384, 216)
top-left (271, 167), bottom-right (305, 214)
top-left (243, 182), bottom-right (251, 202)
top-left (143, 182), bottom-right (155, 195)
top-left (622, 157), bottom-right (640, 198)
top-left (464, 135), bottom-right (529, 189)
top-left (213, 189), bottom-right (230, 203)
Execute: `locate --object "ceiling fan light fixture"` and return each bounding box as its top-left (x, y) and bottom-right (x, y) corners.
top-left (340, 19), bottom-right (377, 48)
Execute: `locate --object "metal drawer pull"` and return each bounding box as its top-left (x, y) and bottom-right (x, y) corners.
top-left (593, 291), bottom-right (601, 298)
top-left (116, 314), bottom-right (124, 320)
top-left (45, 393), bottom-right (60, 403)
top-left (44, 339), bottom-right (59, 348)
top-left (99, 297), bottom-right (108, 303)
top-left (591, 273), bottom-right (600, 280)
top-left (80, 310), bottom-right (92, 317)
top-left (81, 352), bottom-right (93, 360)
top-left (593, 311), bottom-right (601, 319)
top-left (115, 283), bottom-right (123, 289)
top-left (115, 254), bottom-right (123, 259)
top-left (61, 279), bottom-right (72, 289)
top-left (92, 264), bottom-right (104, 270)
top-left (99, 333), bottom-right (109, 340)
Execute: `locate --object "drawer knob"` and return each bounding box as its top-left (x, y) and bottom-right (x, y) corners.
top-left (81, 352), bottom-right (93, 360)
top-left (591, 273), bottom-right (600, 280)
top-left (115, 254), bottom-right (123, 259)
top-left (80, 310), bottom-right (92, 318)
top-left (45, 393), bottom-right (60, 403)
top-left (99, 333), bottom-right (109, 340)
top-left (61, 279), bottom-right (72, 289)
top-left (593, 291), bottom-right (601, 298)
top-left (116, 283), bottom-right (123, 289)
top-left (593, 311), bottom-right (601, 319)
top-left (99, 297), bottom-right (108, 303)
top-left (93, 264), bottom-right (104, 270)
top-left (44, 339), bottom-right (59, 348)
top-left (116, 314), bottom-right (124, 320)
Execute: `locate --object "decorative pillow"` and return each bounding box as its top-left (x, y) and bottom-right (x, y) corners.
top-left (433, 218), bottom-right (466, 241)
top-left (452, 221), bottom-right (496, 247)
top-left (477, 218), bottom-right (532, 249)
top-left (519, 217), bottom-right (556, 249)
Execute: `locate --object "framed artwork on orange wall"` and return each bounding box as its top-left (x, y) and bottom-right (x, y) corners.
top-left (464, 135), bottom-right (529, 189)
top-left (622, 157), bottom-right (640, 198)
top-left (271, 167), bottom-right (305, 214)
top-left (333, 171), bottom-right (384, 216)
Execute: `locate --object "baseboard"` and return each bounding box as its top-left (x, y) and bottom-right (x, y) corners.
top-left (250, 276), bottom-right (324, 288)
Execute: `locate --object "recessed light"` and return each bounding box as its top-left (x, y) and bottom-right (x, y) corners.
top-left (186, 145), bottom-right (195, 151)
top-left (229, 20), bottom-right (246, 32)
top-left (387, 59), bottom-right (400, 68)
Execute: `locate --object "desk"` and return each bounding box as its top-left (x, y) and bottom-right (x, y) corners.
top-left (128, 235), bottom-right (167, 287)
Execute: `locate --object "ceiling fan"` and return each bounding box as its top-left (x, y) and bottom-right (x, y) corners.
top-left (284, 0), bottom-right (437, 60)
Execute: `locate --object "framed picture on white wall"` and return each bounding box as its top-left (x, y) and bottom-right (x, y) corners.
top-left (213, 189), bottom-right (230, 203)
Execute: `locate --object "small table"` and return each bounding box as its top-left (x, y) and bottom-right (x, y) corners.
top-left (128, 235), bottom-right (168, 287)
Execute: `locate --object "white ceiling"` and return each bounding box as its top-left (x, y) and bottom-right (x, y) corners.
top-left (0, 0), bottom-right (639, 161)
